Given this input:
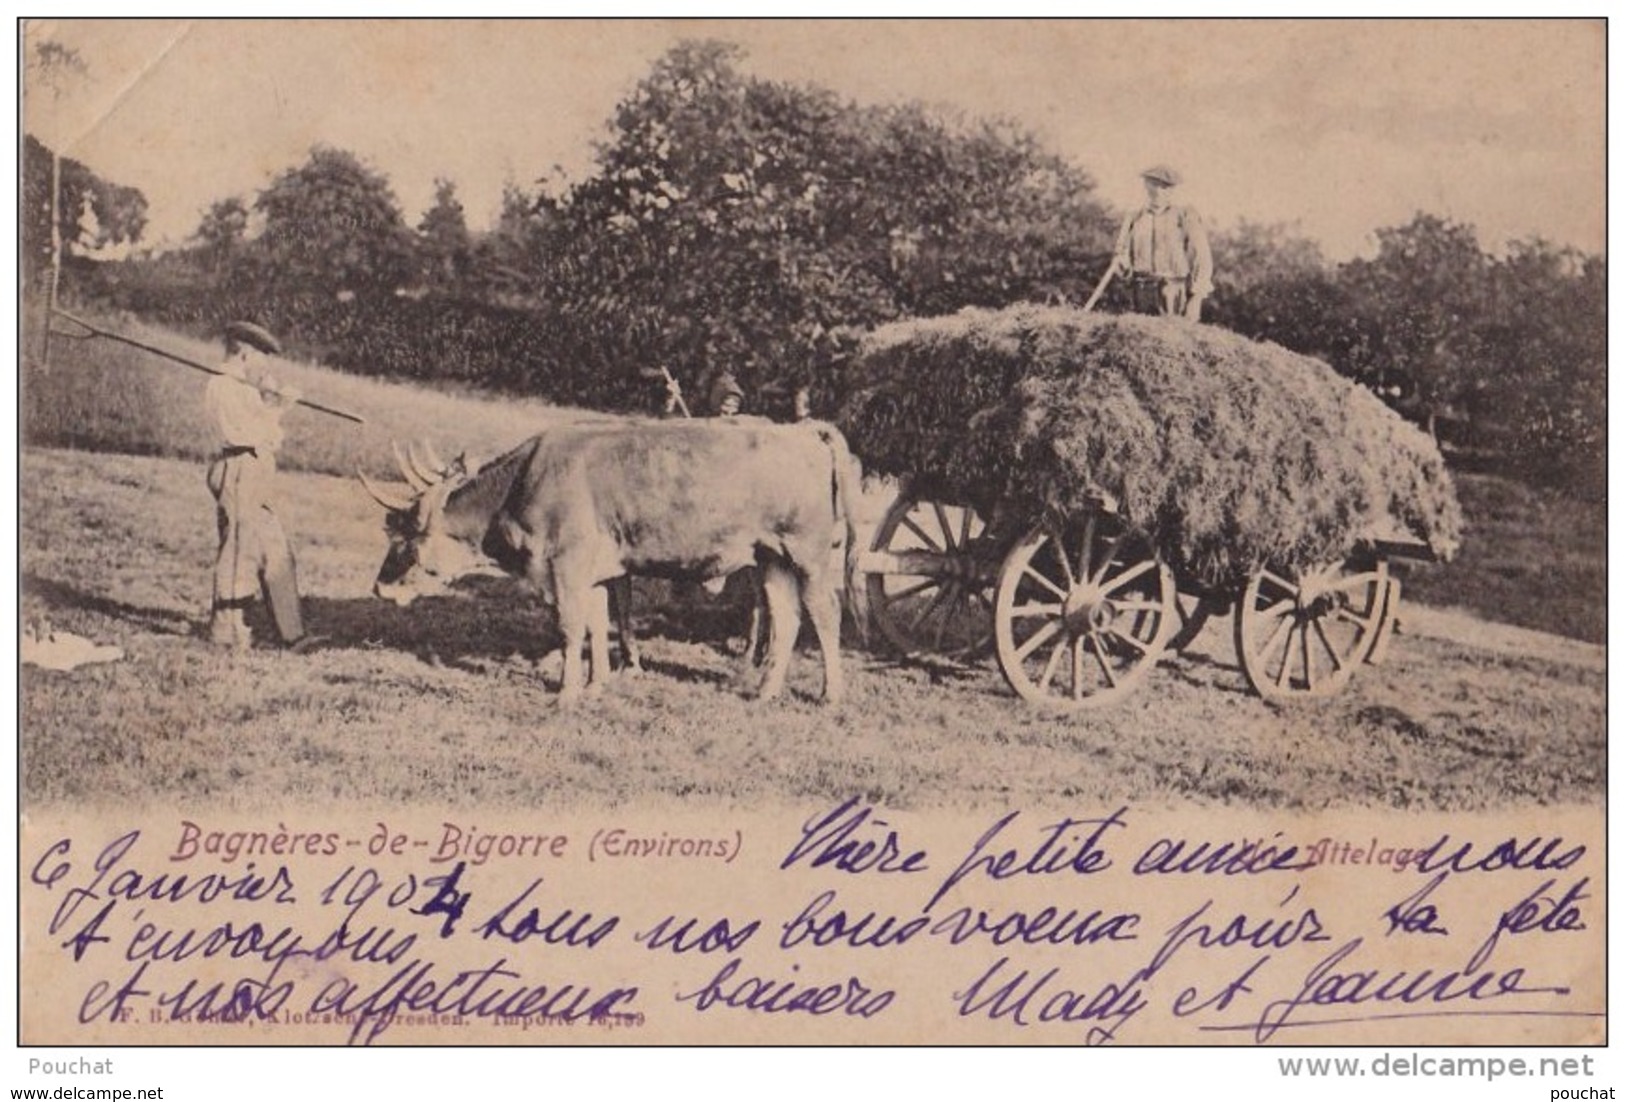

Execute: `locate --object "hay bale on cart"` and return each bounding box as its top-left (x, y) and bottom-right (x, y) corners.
top-left (838, 304), bottom-right (1462, 706)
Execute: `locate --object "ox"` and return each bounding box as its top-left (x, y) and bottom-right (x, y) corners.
top-left (362, 419), bottom-right (865, 703)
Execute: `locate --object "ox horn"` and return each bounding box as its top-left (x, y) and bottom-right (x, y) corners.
top-left (392, 441), bottom-right (433, 492)
top-left (410, 440), bottom-right (452, 486)
top-left (357, 470), bottom-right (416, 513)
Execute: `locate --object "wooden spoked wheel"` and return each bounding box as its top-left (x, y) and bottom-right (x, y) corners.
top-left (864, 492), bottom-right (997, 661)
top-left (993, 511), bottom-right (1176, 708)
top-left (1234, 558), bottom-right (1391, 700)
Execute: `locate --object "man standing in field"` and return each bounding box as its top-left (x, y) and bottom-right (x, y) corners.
top-left (1111, 165), bottom-right (1214, 321)
top-left (204, 321), bottom-right (320, 653)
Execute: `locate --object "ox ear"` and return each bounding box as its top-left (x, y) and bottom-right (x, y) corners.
top-left (357, 470), bottom-right (416, 514)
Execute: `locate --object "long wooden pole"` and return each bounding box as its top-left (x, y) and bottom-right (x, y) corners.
top-left (1081, 263), bottom-right (1116, 313)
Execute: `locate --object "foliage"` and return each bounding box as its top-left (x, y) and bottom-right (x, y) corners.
top-left (67, 271), bottom-right (563, 395)
top-left (25, 38), bottom-right (89, 98)
top-left (840, 304), bottom-right (1462, 586)
top-left (494, 39), bottom-right (1117, 409)
top-left (20, 305), bottom-right (586, 484)
top-left (253, 145), bottom-right (417, 301)
top-left (21, 134), bottom-right (149, 284)
top-left (1336, 214), bottom-right (1491, 420)
top-left (58, 39), bottom-right (1604, 497)
top-left (1472, 242), bottom-right (1605, 495)
top-left (417, 177), bottom-right (473, 289)
top-left (192, 197), bottom-right (250, 273)
top-left (1201, 215), bottom-right (1603, 496)
top-left (1206, 221), bottom-right (1356, 363)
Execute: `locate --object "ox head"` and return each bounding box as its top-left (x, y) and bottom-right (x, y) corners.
top-left (360, 442), bottom-right (479, 606)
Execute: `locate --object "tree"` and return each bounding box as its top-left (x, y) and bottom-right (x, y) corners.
top-left (253, 145), bottom-right (415, 300)
top-left (192, 196), bottom-right (249, 273)
top-left (1336, 214), bottom-right (1491, 431)
top-left (22, 133), bottom-right (148, 281)
top-left (25, 38), bottom-right (88, 101)
top-left (524, 38), bottom-right (1116, 409)
top-left (1474, 239), bottom-right (1605, 489)
top-left (1205, 221), bottom-right (1361, 366)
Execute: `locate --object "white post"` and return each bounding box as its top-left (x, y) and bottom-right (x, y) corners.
top-left (42, 147), bottom-right (62, 369)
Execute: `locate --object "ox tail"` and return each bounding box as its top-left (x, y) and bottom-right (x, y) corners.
top-left (817, 423), bottom-right (869, 646)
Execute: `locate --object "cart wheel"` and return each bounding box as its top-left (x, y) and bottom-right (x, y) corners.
top-left (865, 492), bottom-right (996, 661)
top-left (1234, 558), bottom-right (1391, 700)
top-left (993, 511), bottom-right (1176, 708)
top-left (1166, 591), bottom-right (1215, 653)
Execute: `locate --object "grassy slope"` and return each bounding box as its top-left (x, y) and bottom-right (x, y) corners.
top-left (1398, 473), bottom-right (1606, 645)
top-left (25, 309), bottom-right (610, 481)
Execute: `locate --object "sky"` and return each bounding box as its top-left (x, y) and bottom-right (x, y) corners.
top-left (21, 18), bottom-right (1607, 262)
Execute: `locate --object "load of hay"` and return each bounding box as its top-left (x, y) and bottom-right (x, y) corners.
top-left (837, 304), bottom-right (1461, 587)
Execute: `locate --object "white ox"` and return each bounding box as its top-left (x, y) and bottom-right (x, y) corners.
top-left (363, 419), bottom-right (865, 703)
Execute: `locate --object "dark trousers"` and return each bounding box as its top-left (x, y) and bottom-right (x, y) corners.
top-left (1127, 276), bottom-right (1190, 317)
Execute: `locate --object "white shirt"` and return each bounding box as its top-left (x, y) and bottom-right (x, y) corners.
top-left (1113, 202), bottom-right (1214, 297)
top-left (205, 371), bottom-right (285, 453)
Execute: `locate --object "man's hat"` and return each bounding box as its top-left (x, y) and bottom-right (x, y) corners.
top-left (1140, 164), bottom-right (1182, 187)
top-left (224, 321), bottom-right (282, 355)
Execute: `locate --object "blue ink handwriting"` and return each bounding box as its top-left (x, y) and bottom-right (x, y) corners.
top-left (675, 956), bottom-right (894, 1018)
top-left (1383, 872), bottom-right (1450, 937)
top-left (779, 798), bottom-right (929, 876)
top-left (923, 807), bottom-right (1127, 911)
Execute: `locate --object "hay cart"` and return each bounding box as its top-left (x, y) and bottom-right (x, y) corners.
top-left (854, 461), bottom-right (1441, 710)
top-left (840, 307), bottom-right (1459, 711)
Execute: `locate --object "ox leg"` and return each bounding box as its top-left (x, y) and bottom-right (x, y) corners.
top-left (555, 583), bottom-right (592, 704)
top-left (557, 616), bottom-right (586, 704)
top-left (755, 561), bottom-right (802, 701)
top-left (805, 573), bottom-right (846, 705)
top-left (555, 572), bottom-right (613, 702)
top-left (746, 568), bottom-right (768, 668)
top-left (556, 605), bottom-right (587, 703)
top-left (609, 576), bottom-right (643, 673)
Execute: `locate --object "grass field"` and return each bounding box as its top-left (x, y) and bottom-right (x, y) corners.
top-left (24, 307), bottom-right (1606, 644)
top-left (19, 445), bottom-right (1605, 813)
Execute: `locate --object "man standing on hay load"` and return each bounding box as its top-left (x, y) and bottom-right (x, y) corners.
top-left (1110, 165), bottom-right (1214, 321)
top-left (203, 321), bottom-right (321, 654)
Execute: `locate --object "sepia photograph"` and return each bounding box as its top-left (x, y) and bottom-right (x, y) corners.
top-left (14, 14), bottom-right (1606, 1077)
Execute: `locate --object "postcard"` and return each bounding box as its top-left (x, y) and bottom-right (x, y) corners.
top-left (17, 18), bottom-right (1605, 1059)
